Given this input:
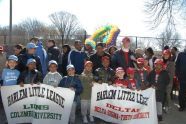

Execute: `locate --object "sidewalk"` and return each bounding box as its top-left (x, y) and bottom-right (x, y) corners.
top-left (159, 98), bottom-right (186, 124)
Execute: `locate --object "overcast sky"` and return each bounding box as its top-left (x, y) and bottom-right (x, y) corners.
top-left (0, 0), bottom-right (186, 39)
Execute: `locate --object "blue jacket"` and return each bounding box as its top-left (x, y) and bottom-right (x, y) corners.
top-left (36, 41), bottom-right (47, 76)
top-left (58, 76), bottom-right (83, 101)
top-left (1, 68), bottom-right (20, 86)
top-left (68, 50), bottom-right (87, 74)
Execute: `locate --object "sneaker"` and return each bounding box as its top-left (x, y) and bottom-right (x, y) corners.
top-left (158, 115), bottom-right (163, 122)
top-left (179, 107), bottom-right (184, 111)
top-left (89, 115), bottom-right (94, 122)
top-left (163, 107), bottom-right (169, 113)
top-left (83, 116), bottom-right (88, 124)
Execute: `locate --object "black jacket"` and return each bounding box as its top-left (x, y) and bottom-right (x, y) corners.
top-left (111, 49), bottom-right (135, 70)
top-left (47, 45), bottom-right (60, 63)
top-left (147, 70), bottom-right (170, 102)
top-left (18, 69), bottom-right (43, 84)
top-left (176, 51), bottom-right (186, 82)
top-left (17, 53), bottom-right (42, 74)
top-left (94, 67), bottom-right (115, 84)
top-left (90, 52), bottom-right (110, 73)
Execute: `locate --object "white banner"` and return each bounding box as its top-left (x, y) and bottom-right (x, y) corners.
top-left (90, 83), bottom-right (158, 124)
top-left (1, 84), bottom-right (75, 124)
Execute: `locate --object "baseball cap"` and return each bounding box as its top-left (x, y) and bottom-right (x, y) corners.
top-left (84, 61), bottom-right (93, 66)
top-left (27, 58), bottom-right (36, 65)
top-left (48, 60), bottom-right (58, 66)
top-left (116, 67), bottom-right (124, 73)
top-left (66, 64), bottom-right (75, 70)
top-left (127, 67), bottom-right (135, 75)
top-left (8, 55), bottom-right (18, 62)
top-left (26, 43), bottom-right (38, 49)
top-left (154, 59), bottom-right (164, 66)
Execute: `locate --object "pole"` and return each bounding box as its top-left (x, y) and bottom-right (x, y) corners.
top-left (9, 0), bottom-right (12, 44)
top-left (4, 35), bottom-right (7, 44)
top-left (135, 36), bottom-right (138, 49)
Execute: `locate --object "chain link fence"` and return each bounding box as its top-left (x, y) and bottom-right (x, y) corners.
top-left (1, 34), bottom-right (186, 54)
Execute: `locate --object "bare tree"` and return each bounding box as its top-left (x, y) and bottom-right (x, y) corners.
top-left (145, 0), bottom-right (186, 29)
top-left (49, 11), bottom-right (82, 46)
top-left (74, 29), bottom-right (87, 42)
top-left (157, 29), bottom-right (182, 50)
top-left (47, 25), bottom-right (59, 39)
top-left (19, 18), bottom-right (47, 40)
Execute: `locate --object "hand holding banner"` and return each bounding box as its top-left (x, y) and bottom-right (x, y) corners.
top-left (90, 83), bottom-right (158, 124)
top-left (1, 84), bottom-right (75, 124)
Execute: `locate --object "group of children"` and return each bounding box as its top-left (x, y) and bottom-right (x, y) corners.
top-left (0, 52), bottom-right (169, 123)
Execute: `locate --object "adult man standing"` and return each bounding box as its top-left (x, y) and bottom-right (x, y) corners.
top-left (176, 49), bottom-right (186, 111)
top-left (46, 39), bottom-right (60, 63)
top-left (84, 41), bottom-right (96, 57)
top-left (68, 40), bottom-right (88, 74)
top-left (90, 42), bottom-right (110, 73)
top-left (112, 37), bottom-right (135, 70)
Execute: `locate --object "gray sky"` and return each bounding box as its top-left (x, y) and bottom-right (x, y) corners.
top-left (0, 0), bottom-right (186, 39)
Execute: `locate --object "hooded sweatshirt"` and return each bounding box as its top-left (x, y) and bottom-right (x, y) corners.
top-left (35, 40), bottom-right (47, 76)
top-left (43, 72), bottom-right (62, 87)
top-left (1, 68), bottom-right (20, 86)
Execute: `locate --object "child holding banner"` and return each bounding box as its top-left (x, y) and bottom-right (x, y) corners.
top-left (135, 58), bottom-right (149, 90)
top-left (58, 64), bottom-right (83, 124)
top-left (79, 61), bottom-right (94, 123)
top-left (94, 56), bottom-right (115, 85)
top-left (126, 67), bottom-right (140, 90)
top-left (43, 60), bottom-right (62, 87)
top-left (147, 59), bottom-right (170, 122)
top-left (18, 58), bottom-right (43, 86)
top-left (0, 55), bottom-right (20, 86)
top-left (0, 55), bottom-right (20, 124)
top-left (113, 67), bottom-right (128, 88)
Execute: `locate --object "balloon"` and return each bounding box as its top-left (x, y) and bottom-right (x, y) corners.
top-left (85, 25), bottom-right (120, 48)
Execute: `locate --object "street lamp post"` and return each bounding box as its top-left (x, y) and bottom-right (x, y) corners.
top-left (9, 0), bottom-right (12, 45)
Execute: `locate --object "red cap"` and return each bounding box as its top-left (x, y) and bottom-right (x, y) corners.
top-left (0, 46), bottom-right (3, 51)
top-left (84, 61), bottom-right (93, 66)
top-left (154, 59), bottom-right (164, 66)
top-left (163, 49), bottom-right (171, 56)
top-left (116, 67), bottom-right (124, 73)
top-left (137, 58), bottom-right (145, 64)
top-left (127, 67), bottom-right (135, 75)
top-left (102, 56), bottom-right (110, 62)
top-left (122, 37), bottom-right (130, 43)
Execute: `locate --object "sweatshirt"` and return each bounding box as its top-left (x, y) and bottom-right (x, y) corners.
top-left (1, 68), bottom-right (20, 86)
top-left (43, 72), bottom-right (62, 87)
